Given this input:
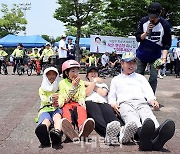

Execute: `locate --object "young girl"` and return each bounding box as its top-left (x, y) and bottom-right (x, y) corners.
top-left (35, 67), bottom-right (62, 148)
top-left (58, 60), bottom-right (95, 141)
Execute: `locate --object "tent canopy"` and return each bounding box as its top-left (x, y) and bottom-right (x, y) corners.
top-left (0, 34), bottom-right (47, 48)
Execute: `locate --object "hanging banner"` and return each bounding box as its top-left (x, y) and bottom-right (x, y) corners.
top-left (90, 35), bottom-right (138, 54)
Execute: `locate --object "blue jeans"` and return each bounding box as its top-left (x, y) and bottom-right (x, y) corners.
top-left (136, 59), bottom-right (158, 93)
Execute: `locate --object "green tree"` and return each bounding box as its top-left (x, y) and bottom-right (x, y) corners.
top-left (0, 4), bottom-right (27, 38)
top-left (54, 0), bottom-right (103, 61)
top-left (105, 0), bottom-right (147, 36)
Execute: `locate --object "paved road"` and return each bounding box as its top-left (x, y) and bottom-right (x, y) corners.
top-left (0, 66), bottom-right (180, 154)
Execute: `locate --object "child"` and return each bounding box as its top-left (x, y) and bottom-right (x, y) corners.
top-left (58, 60), bottom-right (95, 141)
top-left (28, 48), bottom-right (41, 75)
top-left (35, 67), bottom-right (62, 148)
top-left (85, 66), bottom-right (137, 145)
top-left (108, 52), bottom-right (175, 151)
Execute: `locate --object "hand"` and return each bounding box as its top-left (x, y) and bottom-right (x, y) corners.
top-left (52, 101), bottom-right (59, 107)
top-left (72, 76), bottom-right (80, 87)
top-left (147, 22), bottom-right (154, 33)
top-left (52, 93), bottom-right (58, 103)
top-left (78, 100), bottom-right (86, 109)
top-left (111, 103), bottom-right (120, 113)
top-left (150, 100), bottom-right (159, 111)
top-left (93, 77), bottom-right (103, 84)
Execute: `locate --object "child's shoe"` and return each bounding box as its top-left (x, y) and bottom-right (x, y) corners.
top-left (35, 124), bottom-right (51, 148)
top-left (79, 118), bottom-right (95, 139)
top-left (50, 129), bottom-right (63, 149)
top-left (61, 118), bottom-right (79, 142)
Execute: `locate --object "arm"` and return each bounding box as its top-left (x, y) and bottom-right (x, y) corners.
top-left (161, 21), bottom-right (172, 63)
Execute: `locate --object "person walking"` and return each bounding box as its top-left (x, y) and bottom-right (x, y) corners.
top-left (135, 2), bottom-right (172, 93)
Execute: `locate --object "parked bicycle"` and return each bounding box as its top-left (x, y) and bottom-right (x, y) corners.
top-left (0, 56), bottom-right (8, 75)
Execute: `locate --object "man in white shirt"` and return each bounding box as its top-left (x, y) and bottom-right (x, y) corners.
top-left (108, 52), bottom-right (175, 151)
top-left (58, 34), bottom-right (68, 74)
top-left (101, 51), bottom-right (109, 67)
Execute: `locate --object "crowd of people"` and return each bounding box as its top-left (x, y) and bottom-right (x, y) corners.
top-left (0, 1), bottom-right (177, 152)
top-left (34, 52), bottom-right (175, 151)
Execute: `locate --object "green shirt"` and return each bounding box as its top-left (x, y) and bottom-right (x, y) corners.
top-left (0, 50), bottom-right (8, 57)
top-left (58, 78), bottom-right (86, 108)
top-left (12, 48), bottom-right (24, 58)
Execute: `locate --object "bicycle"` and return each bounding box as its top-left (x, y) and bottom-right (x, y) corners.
top-left (27, 57), bottom-right (37, 76)
top-left (0, 56), bottom-right (8, 75)
top-left (15, 57), bottom-right (24, 75)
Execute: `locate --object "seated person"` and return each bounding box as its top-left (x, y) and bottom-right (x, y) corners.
top-left (108, 52), bottom-right (175, 151)
top-left (85, 66), bottom-right (137, 145)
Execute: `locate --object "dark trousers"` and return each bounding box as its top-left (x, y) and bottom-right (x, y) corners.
top-left (175, 59), bottom-right (180, 76)
top-left (57, 58), bottom-right (67, 74)
top-left (136, 59), bottom-right (158, 94)
top-left (85, 101), bottom-right (122, 137)
top-left (13, 58), bottom-right (23, 73)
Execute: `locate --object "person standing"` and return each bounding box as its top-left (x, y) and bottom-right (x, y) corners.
top-left (174, 41), bottom-right (180, 77)
top-left (135, 2), bottom-right (172, 93)
top-left (58, 34), bottom-right (68, 75)
top-left (66, 37), bottom-right (75, 60)
top-left (101, 51), bottom-right (109, 68)
top-left (0, 45), bottom-right (8, 75)
top-left (11, 43), bottom-right (24, 75)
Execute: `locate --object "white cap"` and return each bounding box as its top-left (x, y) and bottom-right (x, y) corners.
top-left (0, 45), bottom-right (3, 48)
top-left (46, 42), bottom-right (51, 46)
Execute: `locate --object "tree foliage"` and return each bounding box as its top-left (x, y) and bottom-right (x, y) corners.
top-left (0, 4), bottom-right (27, 38)
top-left (105, 0), bottom-right (147, 36)
top-left (54, 0), bottom-right (103, 61)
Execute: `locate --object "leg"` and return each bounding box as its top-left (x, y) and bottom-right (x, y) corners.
top-left (62, 103), bottom-right (73, 124)
top-left (35, 112), bottom-right (51, 147)
top-left (50, 110), bottom-right (63, 148)
top-left (85, 101), bottom-right (107, 137)
top-left (149, 62), bottom-right (158, 93)
top-left (35, 60), bottom-right (41, 74)
top-left (74, 103), bottom-right (94, 138)
top-left (137, 104), bottom-right (159, 129)
top-left (135, 59), bottom-right (147, 75)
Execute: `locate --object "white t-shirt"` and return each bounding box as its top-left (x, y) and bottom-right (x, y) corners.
top-left (175, 47), bottom-right (180, 60)
top-left (101, 54), bottom-right (109, 66)
top-left (86, 83), bottom-right (109, 103)
top-left (58, 39), bottom-right (67, 58)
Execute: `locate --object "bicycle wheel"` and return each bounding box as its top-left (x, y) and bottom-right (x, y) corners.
top-left (1, 63), bottom-right (8, 75)
top-left (17, 63), bottom-right (23, 75)
top-left (27, 65), bottom-right (32, 76)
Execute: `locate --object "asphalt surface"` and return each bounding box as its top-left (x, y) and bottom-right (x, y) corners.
top-left (0, 66), bottom-right (179, 154)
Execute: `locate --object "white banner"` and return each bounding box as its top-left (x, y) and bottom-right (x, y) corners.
top-left (90, 35), bottom-right (138, 54)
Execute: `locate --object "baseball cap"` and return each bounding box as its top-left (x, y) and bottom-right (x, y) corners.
top-left (121, 52), bottom-right (136, 62)
top-left (87, 66), bottom-right (98, 74)
top-left (46, 42), bottom-right (51, 46)
top-left (0, 45), bottom-right (3, 48)
top-left (147, 2), bottom-right (162, 18)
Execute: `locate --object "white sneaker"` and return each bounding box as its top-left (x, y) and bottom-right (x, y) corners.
top-left (157, 75), bottom-right (163, 79)
top-left (119, 122), bottom-right (138, 144)
top-left (105, 121), bottom-right (121, 145)
top-left (79, 118), bottom-right (95, 138)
